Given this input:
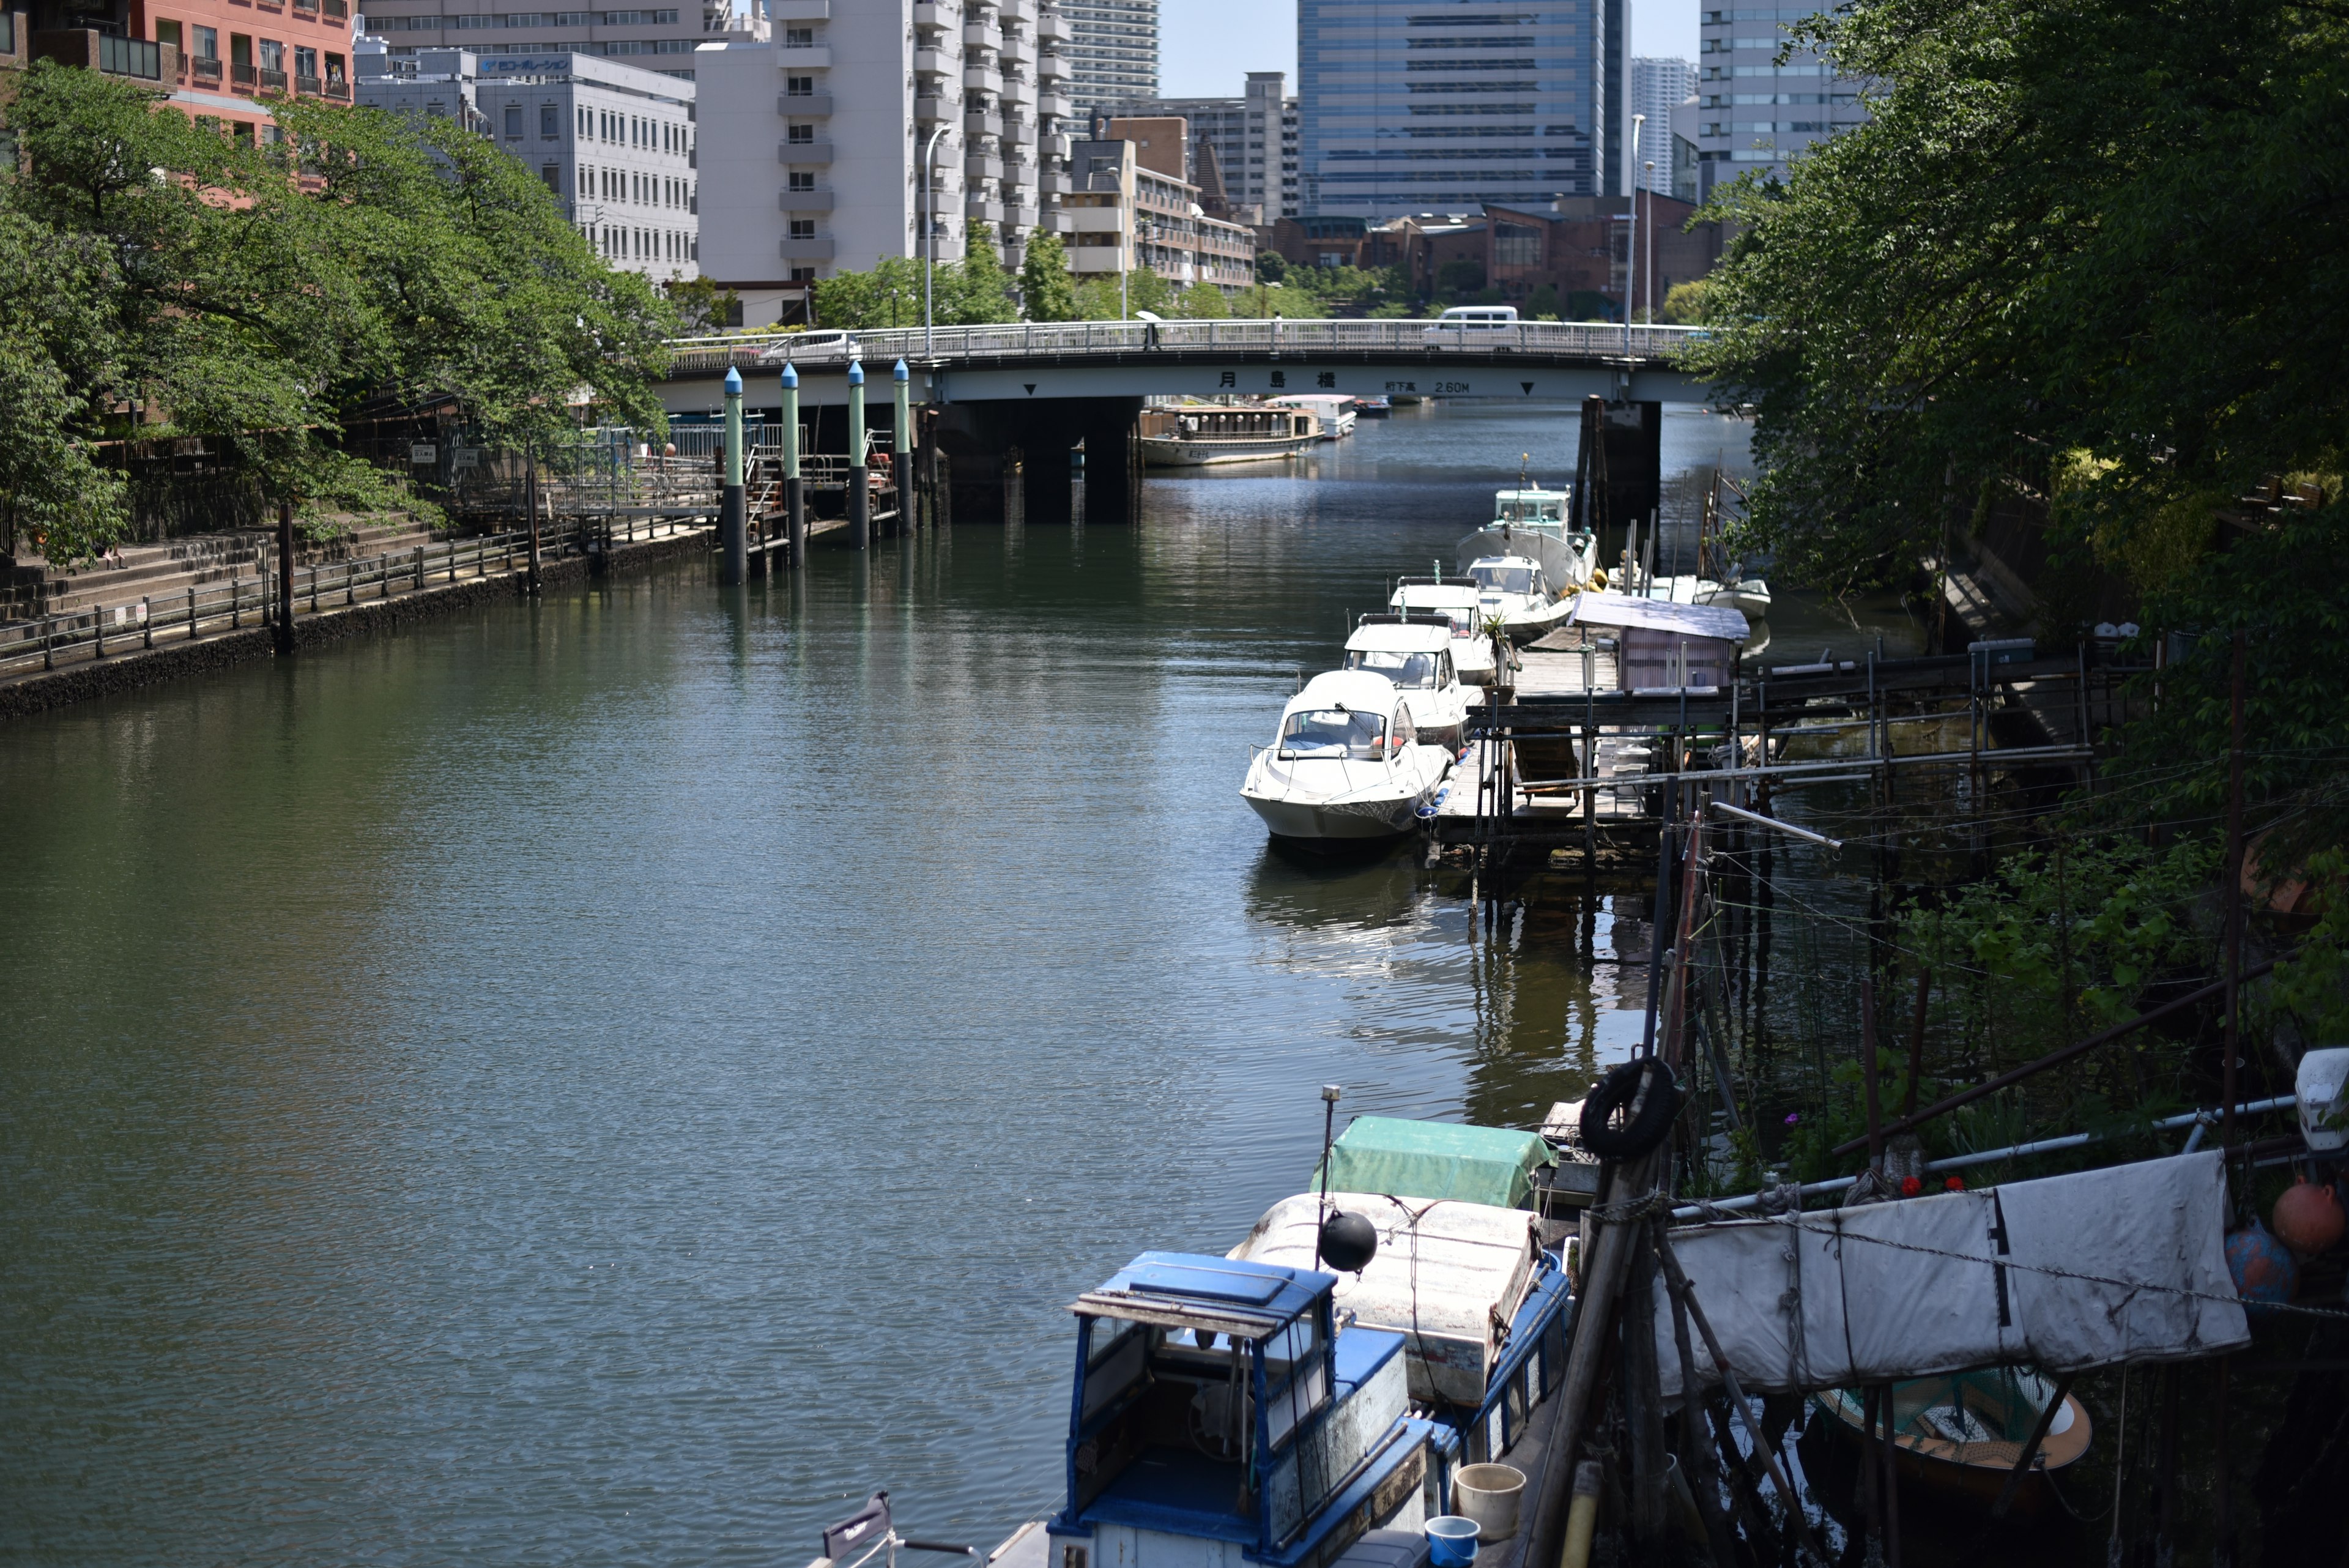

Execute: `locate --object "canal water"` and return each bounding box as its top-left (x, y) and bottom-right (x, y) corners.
top-left (0, 404), bottom-right (1919, 1564)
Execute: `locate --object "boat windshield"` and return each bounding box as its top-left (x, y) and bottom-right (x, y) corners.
top-left (1472, 563), bottom-right (1541, 595)
top-left (1496, 497), bottom-right (1565, 524)
top-left (1345, 649), bottom-right (1441, 688)
top-left (1280, 707), bottom-right (1387, 760)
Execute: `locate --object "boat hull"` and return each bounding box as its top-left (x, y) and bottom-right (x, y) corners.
top-left (1809, 1380), bottom-right (2092, 1520)
top-left (1243, 792), bottom-right (1425, 844)
top-left (1140, 436), bottom-right (1317, 467)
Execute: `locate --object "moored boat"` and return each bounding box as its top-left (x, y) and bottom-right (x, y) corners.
top-left (1140, 405), bottom-right (1321, 467)
top-left (1341, 620), bottom-right (1481, 747)
top-left (1241, 671), bottom-right (1455, 845)
top-left (1811, 1368), bottom-right (2091, 1517)
top-left (1384, 579), bottom-right (1501, 683)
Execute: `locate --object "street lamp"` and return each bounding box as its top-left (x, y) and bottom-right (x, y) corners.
top-left (1642, 158), bottom-right (1655, 325)
top-left (923, 123), bottom-right (953, 357)
top-left (1625, 112), bottom-right (1644, 351)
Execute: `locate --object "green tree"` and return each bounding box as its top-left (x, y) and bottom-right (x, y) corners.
top-left (1255, 249), bottom-right (1288, 283)
top-left (1660, 279), bottom-right (1708, 324)
top-left (1020, 230), bottom-right (1077, 321)
top-left (1176, 281), bottom-right (1228, 319)
top-left (812, 255), bottom-right (926, 329)
top-left (667, 275), bottom-right (743, 334)
top-left (1524, 283), bottom-right (1561, 319)
top-left (943, 240), bottom-right (1019, 324)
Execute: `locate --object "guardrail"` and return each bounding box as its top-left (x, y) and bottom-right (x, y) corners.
top-left (0, 511), bottom-right (708, 680)
top-left (662, 318), bottom-right (1708, 376)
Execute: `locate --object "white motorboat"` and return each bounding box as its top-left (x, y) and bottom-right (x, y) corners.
top-left (1464, 552), bottom-right (1576, 637)
top-left (1694, 566), bottom-right (1773, 619)
top-left (1241, 671), bottom-right (1455, 845)
top-left (1453, 486), bottom-right (1596, 637)
top-left (1386, 578), bottom-right (1500, 683)
top-left (1341, 620), bottom-right (1480, 748)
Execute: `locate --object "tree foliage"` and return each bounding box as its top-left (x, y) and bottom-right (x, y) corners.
top-left (1, 62), bottom-right (677, 562)
top-left (815, 245), bottom-right (1018, 329)
top-left (1019, 230), bottom-right (1076, 321)
top-left (1685, 0), bottom-right (2349, 600)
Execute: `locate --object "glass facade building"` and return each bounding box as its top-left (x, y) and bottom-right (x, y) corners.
top-left (1692, 4), bottom-right (1870, 188)
top-left (1298, 0), bottom-right (1619, 220)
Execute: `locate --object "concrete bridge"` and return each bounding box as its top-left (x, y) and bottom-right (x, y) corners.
top-left (658, 319), bottom-right (1716, 526)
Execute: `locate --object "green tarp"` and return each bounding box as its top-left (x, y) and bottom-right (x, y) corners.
top-left (1308, 1117), bottom-right (1551, 1210)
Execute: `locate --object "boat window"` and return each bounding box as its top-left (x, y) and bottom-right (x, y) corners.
top-left (1472, 564), bottom-right (1540, 595)
top-left (1438, 651), bottom-right (1454, 686)
top-left (1081, 1319), bottom-right (1150, 1421)
top-left (1392, 707), bottom-right (1418, 750)
top-left (1261, 1315), bottom-right (1329, 1447)
top-left (1344, 649), bottom-right (1439, 688)
top-left (1539, 502), bottom-right (1564, 521)
top-left (1280, 708), bottom-right (1386, 760)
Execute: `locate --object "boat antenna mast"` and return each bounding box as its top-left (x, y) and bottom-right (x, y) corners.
top-left (1314, 1084), bottom-right (1341, 1269)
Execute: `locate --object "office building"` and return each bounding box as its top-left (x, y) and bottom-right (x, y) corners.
top-left (26, 0), bottom-right (355, 140)
top-left (1064, 125), bottom-right (1252, 294)
top-left (357, 43), bottom-right (700, 280)
top-left (1058, 0), bottom-right (1152, 109)
top-left (1097, 69), bottom-right (1296, 221)
top-left (1628, 55), bottom-right (1692, 195)
top-left (361, 0), bottom-right (763, 78)
top-left (694, 0), bottom-right (1078, 327)
top-left (1298, 0), bottom-right (1621, 220)
top-left (1693, 4), bottom-right (1869, 188)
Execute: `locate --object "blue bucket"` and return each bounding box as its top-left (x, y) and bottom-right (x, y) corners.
top-left (1426, 1515), bottom-right (1480, 1568)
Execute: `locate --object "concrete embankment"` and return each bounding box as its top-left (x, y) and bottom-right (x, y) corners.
top-left (0, 525), bottom-right (712, 724)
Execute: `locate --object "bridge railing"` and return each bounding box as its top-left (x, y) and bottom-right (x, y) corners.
top-left (663, 318), bottom-right (1707, 376)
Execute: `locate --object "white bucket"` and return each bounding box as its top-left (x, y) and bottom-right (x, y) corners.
top-left (1451, 1463), bottom-right (1527, 1544)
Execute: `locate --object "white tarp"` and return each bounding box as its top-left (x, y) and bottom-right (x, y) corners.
top-left (1653, 1151), bottom-right (2250, 1397)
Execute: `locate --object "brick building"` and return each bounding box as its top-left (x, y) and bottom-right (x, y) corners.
top-left (29, 0), bottom-right (355, 139)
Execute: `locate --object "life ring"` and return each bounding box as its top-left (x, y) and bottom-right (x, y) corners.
top-left (1579, 1058), bottom-right (1683, 1159)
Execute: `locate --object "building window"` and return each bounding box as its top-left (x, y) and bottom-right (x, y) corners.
top-left (786, 73), bottom-right (814, 96)
top-left (790, 266), bottom-right (815, 282)
top-left (784, 25), bottom-right (812, 45)
top-left (192, 23), bottom-right (218, 58)
top-left (504, 105), bottom-right (523, 139)
top-left (541, 103), bottom-right (559, 138)
top-left (788, 170), bottom-right (814, 191)
top-left (787, 123), bottom-right (814, 143)
top-left (789, 218), bottom-right (816, 237)
top-left (543, 164), bottom-right (560, 191)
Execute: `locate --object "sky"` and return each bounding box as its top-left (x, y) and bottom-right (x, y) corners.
top-left (1159, 0), bottom-right (1698, 98)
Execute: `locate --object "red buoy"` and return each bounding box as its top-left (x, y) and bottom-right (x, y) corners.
top-left (2273, 1175), bottom-right (2345, 1256)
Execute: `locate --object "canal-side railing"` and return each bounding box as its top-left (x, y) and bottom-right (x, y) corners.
top-left (661, 319), bottom-right (1709, 377)
top-left (0, 511), bottom-right (706, 678)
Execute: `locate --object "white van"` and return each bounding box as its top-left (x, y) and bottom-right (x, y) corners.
top-left (1423, 305), bottom-right (1521, 338)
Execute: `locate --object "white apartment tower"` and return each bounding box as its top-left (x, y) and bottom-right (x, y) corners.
top-left (695, 0), bottom-right (1080, 325)
top-left (1058, 0), bottom-right (1153, 110)
top-left (1629, 56), bottom-right (1693, 195)
top-left (1100, 69), bottom-right (1295, 221)
top-left (363, 0), bottom-right (765, 75)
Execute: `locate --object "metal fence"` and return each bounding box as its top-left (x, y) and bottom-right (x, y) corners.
top-left (662, 318), bottom-right (1707, 376)
top-left (0, 511), bottom-right (702, 679)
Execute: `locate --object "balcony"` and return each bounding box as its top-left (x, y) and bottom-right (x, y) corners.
top-left (778, 188), bottom-right (835, 211)
top-left (998, 74), bottom-right (1034, 107)
top-left (293, 0), bottom-right (318, 13)
top-left (324, 0), bottom-right (348, 16)
top-left (1011, 203), bottom-right (1039, 227)
top-left (1036, 50), bottom-right (1066, 81)
top-left (231, 60), bottom-right (256, 87)
top-left (965, 195), bottom-right (1005, 223)
top-left (912, 1), bottom-right (948, 27)
top-left (258, 65), bottom-right (286, 89)
top-left (964, 108), bottom-right (1000, 138)
top-left (961, 21), bottom-right (998, 50)
top-left (965, 153), bottom-right (1003, 180)
top-left (998, 32), bottom-right (1031, 65)
top-left (1034, 9), bottom-right (1069, 42)
top-left (779, 236), bottom-right (836, 261)
top-left (778, 91), bottom-right (833, 116)
top-left (1040, 169), bottom-right (1072, 195)
top-left (912, 45), bottom-right (951, 76)
top-left (1044, 133), bottom-right (1071, 160)
top-left (32, 29), bottom-right (169, 80)
top-left (770, 0), bottom-right (829, 15)
top-left (294, 71), bottom-right (321, 93)
top-left (191, 53), bottom-right (220, 80)
top-left (1038, 89), bottom-right (1072, 119)
top-left (325, 75), bottom-right (349, 97)
top-left (776, 43), bottom-right (829, 66)
top-left (777, 138), bottom-right (835, 163)
top-left (963, 64), bottom-right (1000, 95)
top-left (916, 94), bottom-right (955, 124)
top-left (1069, 206), bottom-right (1123, 233)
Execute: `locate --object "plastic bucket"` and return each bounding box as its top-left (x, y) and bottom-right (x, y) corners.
top-left (1425, 1515), bottom-right (1480, 1568)
top-left (1452, 1463), bottom-right (1527, 1544)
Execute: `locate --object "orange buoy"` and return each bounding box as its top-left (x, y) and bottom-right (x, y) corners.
top-left (2273, 1175), bottom-right (2345, 1255)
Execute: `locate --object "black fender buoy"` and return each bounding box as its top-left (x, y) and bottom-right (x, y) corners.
top-left (1318, 1210), bottom-right (1379, 1272)
top-left (1579, 1059), bottom-right (1683, 1159)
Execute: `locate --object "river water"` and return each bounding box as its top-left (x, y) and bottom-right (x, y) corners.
top-left (0, 404), bottom-right (1920, 1565)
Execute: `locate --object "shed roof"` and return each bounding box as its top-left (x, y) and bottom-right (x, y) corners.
top-left (1568, 592), bottom-right (1748, 643)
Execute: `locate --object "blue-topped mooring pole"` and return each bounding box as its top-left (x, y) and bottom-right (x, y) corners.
top-left (892, 360), bottom-right (913, 534)
top-left (847, 357), bottom-right (870, 551)
top-left (782, 362), bottom-right (805, 570)
top-left (720, 365), bottom-right (747, 585)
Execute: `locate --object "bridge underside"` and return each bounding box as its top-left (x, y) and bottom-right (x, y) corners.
top-left (659, 356), bottom-right (1708, 416)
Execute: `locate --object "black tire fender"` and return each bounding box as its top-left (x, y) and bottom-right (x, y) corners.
top-left (1579, 1058), bottom-right (1683, 1160)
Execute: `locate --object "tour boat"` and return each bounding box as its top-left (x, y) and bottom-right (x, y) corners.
top-left (1340, 620), bottom-right (1481, 748)
top-left (1138, 405), bottom-right (1321, 467)
top-left (1384, 579), bottom-right (1501, 683)
top-left (1267, 395), bottom-right (1359, 441)
top-left (1353, 396), bottom-right (1393, 418)
top-left (1240, 671), bottom-right (1455, 845)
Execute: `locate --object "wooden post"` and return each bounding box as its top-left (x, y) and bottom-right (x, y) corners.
top-left (275, 497), bottom-right (295, 653)
top-left (527, 442), bottom-right (543, 595)
top-left (1622, 1239), bottom-right (1670, 1547)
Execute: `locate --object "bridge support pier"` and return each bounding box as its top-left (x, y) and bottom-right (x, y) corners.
top-left (1078, 399), bottom-right (1142, 526)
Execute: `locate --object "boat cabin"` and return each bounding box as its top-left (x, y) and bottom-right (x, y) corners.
top-left (1141, 407), bottom-right (1320, 442)
top-left (1491, 488), bottom-right (1568, 527)
top-left (1342, 622), bottom-right (1458, 694)
top-left (1466, 555), bottom-right (1549, 600)
top-left (1566, 593), bottom-right (1748, 691)
top-left (1275, 671), bottom-right (1424, 762)
top-left (1051, 1252), bottom-right (1430, 1568)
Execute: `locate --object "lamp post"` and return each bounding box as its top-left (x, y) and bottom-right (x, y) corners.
top-left (892, 359), bottom-right (914, 533)
top-left (1642, 158), bottom-right (1655, 325)
top-left (782, 361), bottom-right (805, 568)
top-left (923, 124), bottom-right (952, 358)
top-left (1625, 112), bottom-right (1644, 352)
top-left (720, 365), bottom-right (747, 585)
top-left (847, 356), bottom-right (870, 551)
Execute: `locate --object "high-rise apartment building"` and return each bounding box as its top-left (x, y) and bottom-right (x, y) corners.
top-left (1297, 0), bottom-right (1620, 219)
top-left (361, 0), bottom-right (762, 78)
top-left (1629, 55), bottom-right (1692, 195)
top-left (1693, 4), bottom-right (1868, 190)
top-left (1058, 0), bottom-right (1153, 109)
top-left (695, 0), bottom-right (1079, 327)
top-left (1097, 69), bottom-right (1296, 220)
top-left (355, 43), bottom-right (699, 280)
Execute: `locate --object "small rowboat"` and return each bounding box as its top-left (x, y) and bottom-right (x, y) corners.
top-left (1813, 1366), bottom-right (2091, 1516)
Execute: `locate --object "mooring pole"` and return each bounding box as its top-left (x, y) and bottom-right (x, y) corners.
top-left (525, 436), bottom-right (543, 595)
top-left (847, 357), bottom-right (871, 551)
top-left (720, 366), bottom-right (748, 585)
top-left (892, 359), bottom-right (915, 536)
top-left (782, 362), bottom-right (806, 569)
top-left (274, 497), bottom-right (295, 653)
